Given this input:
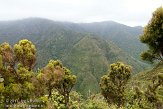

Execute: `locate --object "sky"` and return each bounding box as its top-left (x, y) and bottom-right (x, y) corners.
top-left (0, 0), bottom-right (162, 26)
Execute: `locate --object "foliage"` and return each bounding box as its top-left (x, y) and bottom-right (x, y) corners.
top-left (0, 40), bottom-right (36, 109)
top-left (140, 7), bottom-right (163, 63)
top-left (38, 92), bottom-right (65, 109)
top-left (100, 62), bottom-right (132, 107)
top-left (35, 91), bottom-right (81, 109)
top-left (126, 62), bottom-right (163, 109)
top-left (127, 74), bottom-right (163, 109)
top-left (14, 39), bottom-right (36, 70)
top-left (144, 74), bottom-right (163, 109)
top-left (37, 59), bottom-right (77, 108)
top-left (0, 39), bottom-right (78, 109)
top-left (81, 94), bottom-right (108, 109)
top-left (125, 86), bottom-right (153, 109)
top-left (54, 68), bottom-right (77, 108)
top-left (37, 60), bottom-right (64, 98)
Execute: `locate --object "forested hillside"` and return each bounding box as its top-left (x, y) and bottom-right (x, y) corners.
top-left (0, 18), bottom-right (148, 96)
top-left (79, 22), bottom-right (146, 60)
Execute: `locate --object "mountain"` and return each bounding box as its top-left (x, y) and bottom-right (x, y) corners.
top-left (0, 18), bottom-right (148, 96)
top-left (63, 35), bottom-right (147, 95)
top-left (55, 21), bottom-right (147, 60)
top-left (79, 21), bottom-right (146, 60)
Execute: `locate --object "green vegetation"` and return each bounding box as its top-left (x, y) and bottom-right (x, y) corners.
top-left (140, 7), bottom-right (163, 63)
top-left (0, 7), bottom-right (163, 109)
top-left (0, 38), bottom-right (162, 109)
top-left (100, 62), bottom-right (132, 107)
top-left (0, 39), bottom-right (77, 109)
top-left (0, 40), bottom-right (36, 109)
top-left (63, 35), bottom-right (146, 96)
top-left (126, 62), bottom-right (163, 109)
top-left (0, 17), bottom-right (148, 96)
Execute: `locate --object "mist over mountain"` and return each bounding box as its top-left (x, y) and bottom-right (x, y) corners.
top-left (0, 18), bottom-right (148, 95)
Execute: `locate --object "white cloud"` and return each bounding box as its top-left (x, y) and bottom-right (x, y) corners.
top-left (0, 0), bottom-right (162, 26)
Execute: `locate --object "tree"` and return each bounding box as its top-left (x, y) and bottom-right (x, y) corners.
top-left (0, 39), bottom-right (36, 108)
top-left (140, 7), bottom-right (163, 63)
top-left (37, 60), bottom-right (77, 109)
top-left (14, 39), bottom-right (36, 70)
top-left (37, 60), bottom-right (65, 98)
top-left (100, 62), bottom-right (132, 107)
top-left (54, 67), bottom-right (76, 109)
top-left (0, 74), bottom-right (4, 107)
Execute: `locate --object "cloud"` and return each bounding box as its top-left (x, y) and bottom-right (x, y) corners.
top-left (0, 0), bottom-right (162, 26)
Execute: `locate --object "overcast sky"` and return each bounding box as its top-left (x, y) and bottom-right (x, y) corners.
top-left (0, 0), bottom-right (162, 26)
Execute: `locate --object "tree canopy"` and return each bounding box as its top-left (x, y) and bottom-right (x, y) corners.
top-left (0, 39), bottom-right (77, 109)
top-left (0, 40), bottom-right (36, 109)
top-left (100, 62), bottom-right (132, 107)
top-left (140, 7), bottom-right (163, 62)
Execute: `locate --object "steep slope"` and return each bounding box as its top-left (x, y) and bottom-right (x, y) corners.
top-left (63, 35), bottom-right (146, 95)
top-left (79, 21), bottom-right (147, 60)
top-left (133, 62), bottom-right (163, 81)
top-left (130, 62), bottom-right (163, 101)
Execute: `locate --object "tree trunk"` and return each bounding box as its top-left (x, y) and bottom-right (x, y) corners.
top-left (48, 90), bottom-right (52, 99)
top-left (64, 93), bottom-right (69, 109)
